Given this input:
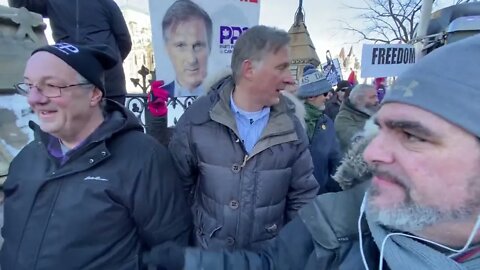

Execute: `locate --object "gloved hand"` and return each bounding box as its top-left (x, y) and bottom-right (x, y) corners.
top-left (142, 241), bottom-right (185, 270)
top-left (147, 80), bottom-right (169, 117)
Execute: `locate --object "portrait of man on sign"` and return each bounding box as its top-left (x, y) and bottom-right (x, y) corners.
top-left (161, 0), bottom-right (213, 97)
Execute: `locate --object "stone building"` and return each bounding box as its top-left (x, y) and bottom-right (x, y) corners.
top-left (116, 0), bottom-right (154, 93)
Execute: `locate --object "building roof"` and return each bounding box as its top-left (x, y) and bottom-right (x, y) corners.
top-left (288, 0), bottom-right (320, 67)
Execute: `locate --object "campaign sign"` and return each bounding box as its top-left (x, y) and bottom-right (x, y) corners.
top-left (361, 44), bottom-right (416, 78)
top-left (149, 0), bottom-right (260, 126)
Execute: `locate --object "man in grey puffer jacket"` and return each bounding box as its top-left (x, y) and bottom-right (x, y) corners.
top-left (169, 25), bottom-right (319, 251)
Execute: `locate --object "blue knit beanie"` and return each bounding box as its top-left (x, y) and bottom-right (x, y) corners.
top-left (382, 34), bottom-right (480, 137)
top-left (297, 64), bottom-right (333, 98)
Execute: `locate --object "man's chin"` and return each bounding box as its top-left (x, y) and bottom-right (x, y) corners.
top-left (179, 80), bottom-right (202, 91)
top-left (368, 184), bottom-right (408, 212)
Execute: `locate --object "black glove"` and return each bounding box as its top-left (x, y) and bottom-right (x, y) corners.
top-left (142, 241), bottom-right (185, 270)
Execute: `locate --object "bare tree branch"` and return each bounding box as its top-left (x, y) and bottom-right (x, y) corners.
top-left (342, 0), bottom-right (424, 43)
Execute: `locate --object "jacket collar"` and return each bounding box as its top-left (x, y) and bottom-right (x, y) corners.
top-left (209, 76), bottom-right (298, 158)
top-left (342, 99), bottom-right (371, 119)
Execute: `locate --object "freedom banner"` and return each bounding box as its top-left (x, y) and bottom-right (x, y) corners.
top-left (361, 44), bottom-right (416, 78)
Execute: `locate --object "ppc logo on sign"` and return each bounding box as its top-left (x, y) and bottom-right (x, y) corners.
top-left (219, 26), bottom-right (249, 54)
top-left (220, 26), bottom-right (249, 45)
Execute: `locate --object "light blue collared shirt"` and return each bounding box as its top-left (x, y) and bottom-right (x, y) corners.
top-left (230, 94), bottom-right (270, 154)
top-left (174, 81), bottom-right (204, 97)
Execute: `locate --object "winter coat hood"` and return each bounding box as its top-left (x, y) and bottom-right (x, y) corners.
top-left (332, 118), bottom-right (377, 190)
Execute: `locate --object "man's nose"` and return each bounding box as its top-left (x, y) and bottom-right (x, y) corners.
top-left (27, 86), bottom-right (48, 105)
top-left (184, 47), bottom-right (199, 65)
top-left (363, 130), bottom-right (394, 166)
top-left (284, 72), bottom-right (294, 85)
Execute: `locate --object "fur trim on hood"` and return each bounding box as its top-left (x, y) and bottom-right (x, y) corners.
top-left (281, 91), bottom-right (306, 129)
top-left (202, 69), bottom-right (306, 128)
top-left (332, 118), bottom-right (377, 190)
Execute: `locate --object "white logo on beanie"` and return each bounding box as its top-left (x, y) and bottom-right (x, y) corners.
top-left (52, 43), bottom-right (79, 55)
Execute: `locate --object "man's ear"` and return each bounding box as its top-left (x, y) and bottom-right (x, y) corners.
top-left (90, 87), bottom-right (103, 106)
top-left (241, 59), bottom-right (257, 81)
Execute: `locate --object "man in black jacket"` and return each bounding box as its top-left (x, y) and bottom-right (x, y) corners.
top-left (1, 43), bottom-right (191, 270)
top-left (9, 0), bottom-right (132, 105)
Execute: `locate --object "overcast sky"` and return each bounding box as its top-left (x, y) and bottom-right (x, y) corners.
top-left (259, 0), bottom-right (460, 61)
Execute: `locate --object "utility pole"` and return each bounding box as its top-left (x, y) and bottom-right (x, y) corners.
top-left (415, 0), bottom-right (434, 59)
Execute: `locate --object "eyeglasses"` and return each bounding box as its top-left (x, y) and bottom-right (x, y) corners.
top-left (14, 82), bottom-right (92, 98)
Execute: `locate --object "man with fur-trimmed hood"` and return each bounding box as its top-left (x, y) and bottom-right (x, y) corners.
top-left (147, 33), bottom-right (480, 270)
top-left (168, 25), bottom-right (318, 252)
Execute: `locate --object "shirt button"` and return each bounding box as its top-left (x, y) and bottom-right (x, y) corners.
top-left (229, 200), bottom-right (239, 210)
top-left (226, 237), bottom-right (235, 246)
top-left (101, 151), bottom-right (106, 156)
top-left (89, 159), bottom-right (94, 164)
top-left (231, 164), bottom-right (240, 173)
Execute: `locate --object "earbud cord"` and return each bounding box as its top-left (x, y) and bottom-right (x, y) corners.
top-left (358, 192), bottom-right (480, 270)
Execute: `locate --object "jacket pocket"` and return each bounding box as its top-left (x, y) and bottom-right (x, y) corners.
top-left (194, 207), bottom-right (222, 249)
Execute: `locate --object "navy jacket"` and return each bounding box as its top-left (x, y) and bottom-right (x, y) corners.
top-left (309, 114), bottom-right (342, 194)
top-left (1, 101), bottom-right (191, 270)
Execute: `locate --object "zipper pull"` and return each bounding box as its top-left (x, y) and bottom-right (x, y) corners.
top-left (240, 155), bottom-right (249, 168)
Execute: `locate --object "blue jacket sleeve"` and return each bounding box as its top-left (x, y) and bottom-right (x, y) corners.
top-left (131, 143), bottom-right (192, 248)
top-left (104, 0), bottom-right (132, 60)
top-left (8, 0), bottom-right (47, 16)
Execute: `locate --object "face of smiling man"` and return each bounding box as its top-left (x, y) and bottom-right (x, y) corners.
top-left (24, 52), bottom-right (102, 145)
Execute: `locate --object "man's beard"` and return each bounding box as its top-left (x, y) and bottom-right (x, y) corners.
top-left (366, 168), bottom-right (480, 233)
top-left (359, 103), bottom-right (380, 116)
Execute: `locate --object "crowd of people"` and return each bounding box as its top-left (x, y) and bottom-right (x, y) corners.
top-left (2, 0), bottom-right (480, 269)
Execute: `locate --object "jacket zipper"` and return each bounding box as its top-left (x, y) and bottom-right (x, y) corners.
top-left (75, 0), bottom-right (79, 42)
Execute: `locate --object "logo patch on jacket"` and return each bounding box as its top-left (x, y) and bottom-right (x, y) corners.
top-left (84, 176), bottom-right (109, 182)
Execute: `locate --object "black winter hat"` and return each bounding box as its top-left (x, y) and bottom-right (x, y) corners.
top-left (32, 42), bottom-right (117, 96)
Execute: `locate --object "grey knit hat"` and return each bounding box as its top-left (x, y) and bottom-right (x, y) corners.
top-left (297, 64), bottom-right (332, 98)
top-left (382, 34), bottom-right (480, 137)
